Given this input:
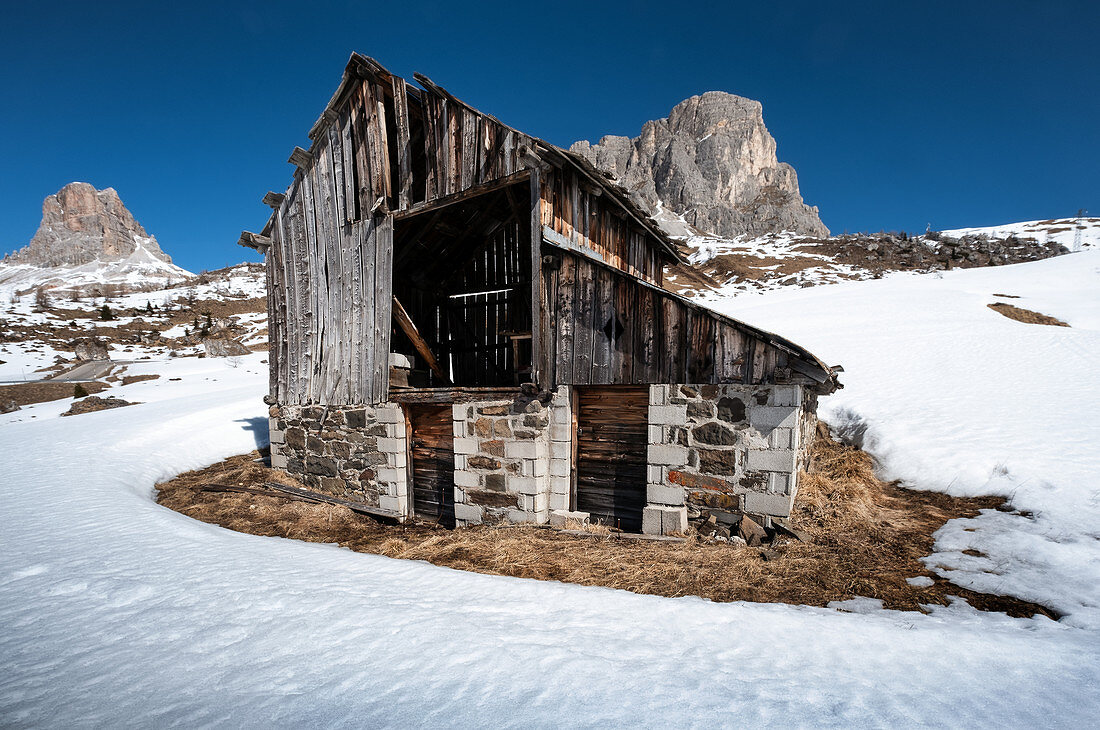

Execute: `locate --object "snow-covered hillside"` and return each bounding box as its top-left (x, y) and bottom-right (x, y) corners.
top-left (1, 249), bottom-right (1098, 725)
top-left (0, 263), bottom-right (266, 381)
top-left (0, 235), bottom-right (194, 295)
top-left (666, 216), bottom-right (1096, 297)
top-left (941, 217), bottom-right (1100, 251)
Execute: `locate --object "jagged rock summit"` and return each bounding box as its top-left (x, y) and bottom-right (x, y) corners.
top-left (571, 91), bottom-right (828, 239)
top-left (6, 182), bottom-right (175, 268)
top-left (1, 182), bottom-right (192, 292)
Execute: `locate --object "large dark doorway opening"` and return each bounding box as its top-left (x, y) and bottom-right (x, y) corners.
top-left (391, 180), bottom-right (533, 388)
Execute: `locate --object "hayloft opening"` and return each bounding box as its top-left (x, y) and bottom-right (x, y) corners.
top-left (391, 180), bottom-right (533, 387)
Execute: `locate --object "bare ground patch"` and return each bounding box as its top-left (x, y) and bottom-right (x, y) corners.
top-left (0, 380), bottom-right (109, 407)
top-left (988, 302), bottom-right (1069, 327)
top-left (155, 430), bottom-right (1054, 618)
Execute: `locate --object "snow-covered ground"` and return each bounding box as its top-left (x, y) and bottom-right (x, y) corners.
top-left (2, 253), bottom-right (1100, 725)
top-left (941, 217), bottom-right (1100, 251)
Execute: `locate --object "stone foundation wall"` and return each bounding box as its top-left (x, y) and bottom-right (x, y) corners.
top-left (266, 381), bottom-right (817, 534)
top-left (451, 389), bottom-right (565, 527)
top-left (645, 383), bottom-right (809, 526)
top-left (268, 403), bottom-right (409, 516)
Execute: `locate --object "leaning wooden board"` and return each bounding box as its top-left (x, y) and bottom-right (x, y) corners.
top-left (574, 386), bottom-right (649, 532)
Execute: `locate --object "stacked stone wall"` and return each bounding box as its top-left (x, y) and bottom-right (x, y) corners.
top-left (268, 403), bottom-right (409, 515)
top-left (646, 383), bottom-right (807, 524)
top-left (451, 389), bottom-right (563, 526)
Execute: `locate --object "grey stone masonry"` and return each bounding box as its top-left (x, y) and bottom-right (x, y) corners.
top-left (645, 383), bottom-right (813, 524)
top-left (450, 387), bottom-right (562, 527)
top-left (268, 403), bottom-right (409, 518)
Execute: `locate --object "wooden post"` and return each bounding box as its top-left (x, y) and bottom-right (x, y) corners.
top-left (392, 295), bottom-right (449, 383)
top-left (529, 167), bottom-right (542, 387)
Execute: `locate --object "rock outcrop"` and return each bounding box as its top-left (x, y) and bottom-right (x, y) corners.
top-left (571, 92), bottom-right (828, 239)
top-left (4, 182), bottom-right (176, 268)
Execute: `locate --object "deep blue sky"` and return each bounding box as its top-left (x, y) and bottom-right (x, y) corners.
top-left (2, 1), bottom-right (1096, 272)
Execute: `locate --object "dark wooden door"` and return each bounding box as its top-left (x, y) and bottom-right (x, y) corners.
top-left (575, 387), bottom-right (649, 532)
top-left (408, 404), bottom-right (455, 526)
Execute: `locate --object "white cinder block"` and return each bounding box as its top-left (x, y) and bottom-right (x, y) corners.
top-left (649, 405), bottom-right (687, 426)
top-left (390, 452), bottom-right (407, 468)
top-left (454, 503), bottom-right (484, 523)
top-left (550, 459), bottom-right (571, 477)
top-left (506, 509), bottom-right (533, 524)
top-left (508, 475), bottom-right (541, 495)
top-left (770, 385), bottom-right (799, 407)
top-left (550, 441), bottom-right (570, 462)
top-left (454, 437), bottom-right (479, 455)
top-left (270, 452), bottom-right (288, 469)
top-left (745, 449), bottom-right (797, 473)
top-left (649, 384), bottom-right (669, 406)
top-left (378, 495), bottom-right (406, 515)
top-left (376, 467), bottom-right (405, 484)
top-left (452, 403), bottom-right (468, 421)
top-left (377, 437), bottom-right (405, 453)
top-left (453, 454), bottom-right (467, 470)
top-left (744, 491), bottom-right (794, 517)
top-left (505, 441), bottom-right (538, 459)
top-left (749, 406), bottom-right (798, 430)
top-left (662, 506), bottom-right (688, 535)
top-left (549, 493), bottom-right (570, 511)
top-left (768, 472), bottom-right (791, 495)
top-left (647, 484), bottom-right (685, 506)
top-left (550, 424), bottom-right (572, 442)
top-left (375, 407), bottom-right (404, 423)
top-left (648, 425), bottom-right (664, 445)
top-left (454, 471), bottom-right (481, 488)
top-left (550, 476), bottom-right (571, 494)
top-left (648, 444), bottom-right (689, 466)
top-left (523, 459), bottom-right (548, 477)
top-left (642, 506), bottom-right (664, 535)
top-left (647, 465), bottom-right (664, 484)
top-left (769, 427), bottom-right (795, 450)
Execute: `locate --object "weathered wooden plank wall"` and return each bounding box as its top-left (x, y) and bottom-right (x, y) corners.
top-left (545, 251), bottom-right (792, 386)
top-left (539, 166), bottom-right (665, 286)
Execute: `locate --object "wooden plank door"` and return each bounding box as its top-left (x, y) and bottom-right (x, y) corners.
top-left (575, 386), bottom-right (649, 532)
top-left (407, 404), bottom-right (455, 526)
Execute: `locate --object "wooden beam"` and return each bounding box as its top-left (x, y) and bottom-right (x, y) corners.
top-left (262, 191), bottom-right (286, 209)
top-left (392, 169), bottom-right (531, 220)
top-left (237, 231), bottom-right (272, 252)
top-left (392, 295), bottom-right (450, 383)
top-left (288, 147), bottom-right (312, 169)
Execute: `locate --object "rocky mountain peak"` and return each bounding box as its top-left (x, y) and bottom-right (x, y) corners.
top-left (571, 91), bottom-right (828, 239)
top-left (5, 182), bottom-right (175, 268)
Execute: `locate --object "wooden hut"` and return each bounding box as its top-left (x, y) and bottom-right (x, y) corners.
top-left (241, 53), bottom-right (839, 534)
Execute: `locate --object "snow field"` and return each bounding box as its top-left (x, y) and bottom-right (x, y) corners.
top-left (1, 251), bottom-right (1099, 725)
top-left (710, 249), bottom-right (1100, 627)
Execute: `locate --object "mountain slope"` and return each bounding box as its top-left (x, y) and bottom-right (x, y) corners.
top-left (1, 182), bottom-right (192, 294)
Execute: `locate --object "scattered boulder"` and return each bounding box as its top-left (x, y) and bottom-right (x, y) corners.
top-left (203, 338), bottom-right (250, 357)
top-left (71, 338), bottom-right (109, 361)
top-left (1, 398), bottom-right (20, 414)
top-left (61, 396), bottom-right (136, 417)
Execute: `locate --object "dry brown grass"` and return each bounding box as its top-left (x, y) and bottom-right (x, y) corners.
top-left (988, 302), bottom-right (1069, 327)
top-left (155, 431), bottom-right (1054, 618)
top-left (0, 380), bottom-right (109, 407)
